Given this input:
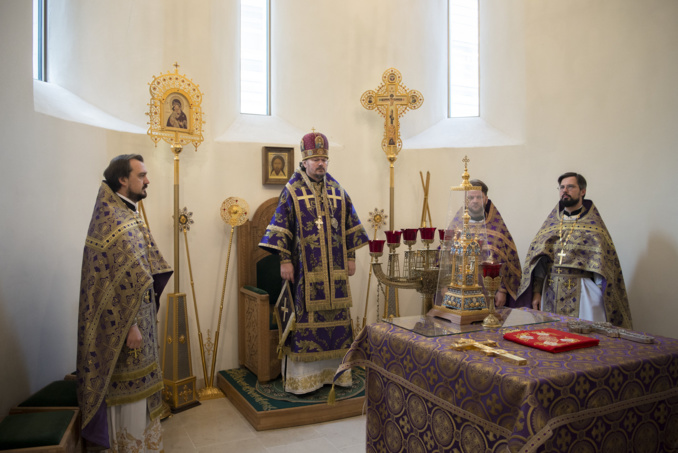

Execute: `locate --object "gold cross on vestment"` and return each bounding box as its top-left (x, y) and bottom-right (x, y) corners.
top-left (327, 187), bottom-right (342, 208)
top-left (361, 68), bottom-right (423, 159)
top-left (296, 189), bottom-right (316, 209)
top-left (129, 348), bottom-right (140, 358)
top-left (564, 278), bottom-right (576, 290)
top-left (450, 338), bottom-right (527, 365)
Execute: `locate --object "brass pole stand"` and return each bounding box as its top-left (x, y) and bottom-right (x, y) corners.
top-left (161, 145), bottom-right (199, 411)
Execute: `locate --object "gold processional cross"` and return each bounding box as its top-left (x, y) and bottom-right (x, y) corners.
top-left (361, 68), bottom-right (423, 231)
top-left (450, 338), bottom-right (527, 365)
top-left (361, 68), bottom-right (423, 318)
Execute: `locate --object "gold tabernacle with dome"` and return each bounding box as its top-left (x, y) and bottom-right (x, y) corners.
top-left (431, 156), bottom-right (491, 325)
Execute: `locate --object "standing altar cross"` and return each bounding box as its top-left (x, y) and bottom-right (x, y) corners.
top-left (361, 68), bottom-right (423, 318)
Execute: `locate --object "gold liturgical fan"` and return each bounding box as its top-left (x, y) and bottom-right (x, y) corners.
top-left (203, 197), bottom-right (249, 396)
top-left (147, 62), bottom-right (204, 411)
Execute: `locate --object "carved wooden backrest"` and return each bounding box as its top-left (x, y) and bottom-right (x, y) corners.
top-left (237, 197), bottom-right (280, 290)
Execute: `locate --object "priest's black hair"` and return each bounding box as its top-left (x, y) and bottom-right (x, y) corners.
top-left (104, 154), bottom-right (145, 192)
top-left (558, 172), bottom-right (587, 192)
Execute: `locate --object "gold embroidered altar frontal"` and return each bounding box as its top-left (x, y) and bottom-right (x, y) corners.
top-left (337, 309), bottom-right (678, 452)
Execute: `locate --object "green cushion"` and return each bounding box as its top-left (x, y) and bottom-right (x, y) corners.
top-left (18, 380), bottom-right (78, 408)
top-left (256, 254), bottom-right (283, 303)
top-left (243, 285), bottom-right (267, 295)
top-left (0, 410), bottom-right (74, 449)
top-left (255, 254), bottom-right (283, 330)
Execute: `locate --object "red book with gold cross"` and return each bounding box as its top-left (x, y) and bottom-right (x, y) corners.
top-left (503, 328), bottom-right (599, 353)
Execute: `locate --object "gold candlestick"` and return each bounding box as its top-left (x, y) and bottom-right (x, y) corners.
top-left (481, 262), bottom-right (504, 328)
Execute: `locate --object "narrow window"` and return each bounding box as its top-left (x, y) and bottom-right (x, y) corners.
top-left (240, 0), bottom-right (270, 115)
top-left (449, 0), bottom-right (479, 118)
top-left (33, 0), bottom-right (47, 81)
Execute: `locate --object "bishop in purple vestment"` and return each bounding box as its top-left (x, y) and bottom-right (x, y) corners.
top-left (259, 131), bottom-right (368, 394)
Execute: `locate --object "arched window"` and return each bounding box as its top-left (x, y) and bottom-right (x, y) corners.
top-left (33, 0), bottom-right (47, 81)
top-left (240, 0), bottom-right (270, 115)
top-left (449, 0), bottom-right (479, 117)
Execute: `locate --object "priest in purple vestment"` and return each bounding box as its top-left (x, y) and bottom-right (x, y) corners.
top-left (517, 172), bottom-right (632, 328)
top-left (259, 131), bottom-right (368, 394)
top-left (76, 155), bottom-right (172, 451)
top-left (446, 180), bottom-right (523, 308)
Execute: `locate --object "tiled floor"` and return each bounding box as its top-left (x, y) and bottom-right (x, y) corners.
top-left (161, 397), bottom-right (367, 453)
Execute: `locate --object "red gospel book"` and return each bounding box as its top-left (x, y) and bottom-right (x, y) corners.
top-left (503, 328), bottom-right (599, 353)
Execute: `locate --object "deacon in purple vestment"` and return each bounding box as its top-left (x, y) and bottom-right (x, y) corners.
top-left (517, 172), bottom-right (632, 328)
top-left (259, 131), bottom-right (368, 394)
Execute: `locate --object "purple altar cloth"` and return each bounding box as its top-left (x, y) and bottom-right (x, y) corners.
top-left (337, 309), bottom-right (678, 452)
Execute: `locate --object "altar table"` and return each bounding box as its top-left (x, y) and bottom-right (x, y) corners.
top-left (337, 309), bottom-right (678, 453)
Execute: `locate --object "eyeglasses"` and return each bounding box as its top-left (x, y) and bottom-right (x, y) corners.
top-left (558, 184), bottom-right (578, 191)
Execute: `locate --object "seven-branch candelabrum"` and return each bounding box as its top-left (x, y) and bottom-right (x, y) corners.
top-left (369, 227), bottom-right (444, 315)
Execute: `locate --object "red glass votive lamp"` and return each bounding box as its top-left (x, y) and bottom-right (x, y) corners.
top-left (438, 229), bottom-right (447, 241)
top-left (384, 230), bottom-right (402, 246)
top-left (401, 228), bottom-right (418, 245)
top-left (481, 262), bottom-right (503, 278)
top-left (368, 239), bottom-right (386, 257)
top-left (419, 227), bottom-right (437, 242)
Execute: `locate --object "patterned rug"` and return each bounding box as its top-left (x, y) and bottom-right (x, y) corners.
top-left (218, 367), bottom-right (365, 412)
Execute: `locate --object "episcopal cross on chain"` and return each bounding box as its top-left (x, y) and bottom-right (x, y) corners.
top-left (361, 68), bottom-right (424, 158)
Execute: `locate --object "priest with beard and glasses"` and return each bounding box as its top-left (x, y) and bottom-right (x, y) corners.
top-left (517, 172), bottom-right (633, 328)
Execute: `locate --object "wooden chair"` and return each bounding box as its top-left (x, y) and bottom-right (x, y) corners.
top-left (237, 197), bottom-right (282, 382)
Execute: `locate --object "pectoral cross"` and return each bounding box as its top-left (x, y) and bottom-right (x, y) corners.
top-left (450, 338), bottom-right (527, 365)
top-left (557, 249), bottom-right (567, 265)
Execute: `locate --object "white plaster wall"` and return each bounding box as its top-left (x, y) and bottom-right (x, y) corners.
top-left (1, 0), bottom-right (677, 417)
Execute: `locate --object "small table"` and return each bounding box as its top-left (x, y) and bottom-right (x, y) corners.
top-left (337, 308), bottom-right (678, 452)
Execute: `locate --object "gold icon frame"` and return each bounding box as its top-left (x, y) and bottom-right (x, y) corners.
top-left (147, 63), bottom-right (204, 150)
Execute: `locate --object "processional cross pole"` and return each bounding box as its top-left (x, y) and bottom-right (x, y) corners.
top-left (361, 68), bottom-right (423, 318)
top-left (361, 68), bottom-right (424, 231)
